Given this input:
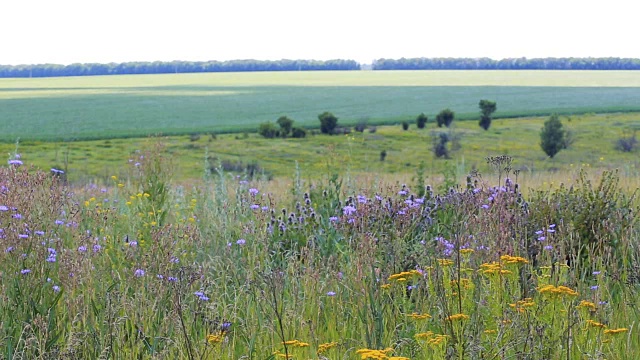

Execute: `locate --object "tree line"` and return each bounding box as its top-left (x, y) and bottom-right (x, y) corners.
top-left (372, 57), bottom-right (640, 70)
top-left (0, 59), bottom-right (359, 78)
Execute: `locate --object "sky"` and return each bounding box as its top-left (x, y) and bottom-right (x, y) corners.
top-left (1, 0), bottom-right (638, 65)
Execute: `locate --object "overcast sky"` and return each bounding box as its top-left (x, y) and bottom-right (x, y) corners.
top-left (1, 0), bottom-right (637, 65)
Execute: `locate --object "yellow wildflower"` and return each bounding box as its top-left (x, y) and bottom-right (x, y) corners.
top-left (437, 259), bottom-right (454, 266)
top-left (317, 341), bottom-right (338, 354)
top-left (381, 284), bottom-right (392, 289)
top-left (586, 320), bottom-right (607, 329)
top-left (604, 328), bottom-right (628, 335)
top-left (500, 255), bottom-right (529, 265)
top-left (414, 331), bottom-right (434, 340)
top-left (537, 284), bottom-right (579, 297)
top-left (206, 332), bottom-right (224, 344)
top-left (484, 329), bottom-right (497, 334)
top-left (446, 313), bottom-right (470, 321)
top-left (578, 300), bottom-right (596, 310)
top-left (460, 248), bottom-right (475, 255)
top-left (407, 312), bottom-right (431, 320)
top-left (356, 347), bottom-right (394, 359)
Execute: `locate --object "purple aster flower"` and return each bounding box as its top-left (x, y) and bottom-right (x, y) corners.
top-left (549, 224), bottom-right (556, 228)
top-left (261, 206), bottom-right (269, 211)
top-left (157, 274), bottom-right (164, 279)
top-left (375, 195), bottom-right (383, 201)
top-left (481, 204), bottom-right (490, 209)
top-left (535, 230), bottom-right (544, 235)
top-left (407, 285), bottom-right (417, 290)
top-left (0, 205), bottom-right (8, 211)
top-left (543, 245), bottom-right (553, 250)
top-left (134, 269), bottom-right (145, 277)
top-left (5, 246), bottom-right (14, 253)
top-left (170, 256), bottom-right (179, 263)
top-left (342, 205), bottom-right (356, 216)
top-left (538, 236), bottom-right (546, 241)
top-left (78, 246), bottom-right (87, 253)
top-left (35, 230), bottom-right (45, 236)
top-left (593, 271), bottom-right (601, 275)
top-left (21, 269), bottom-right (31, 275)
top-left (357, 195), bottom-right (367, 203)
top-left (13, 214), bottom-right (22, 219)
top-left (194, 291), bottom-right (204, 297)
top-left (236, 239), bottom-right (246, 246)
top-left (168, 276), bottom-right (178, 282)
top-left (19, 234), bottom-right (28, 239)
top-left (227, 242), bottom-right (232, 247)
top-left (199, 295), bottom-right (209, 301)
top-left (329, 216), bottom-right (339, 222)
top-left (129, 241), bottom-right (138, 247)
top-left (398, 190), bottom-right (408, 196)
top-left (326, 291), bottom-right (336, 296)
top-left (50, 168), bottom-right (65, 174)
top-left (590, 285), bottom-right (599, 290)
top-left (8, 159), bottom-right (23, 166)
top-left (53, 285), bottom-right (61, 293)
top-left (248, 188), bottom-right (259, 196)
top-left (93, 244), bottom-right (101, 253)
top-left (547, 229), bottom-right (555, 233)
top-left (250, 204), bottom-right (260, 210)
top-left (55, 220), bottom-right (64, 225)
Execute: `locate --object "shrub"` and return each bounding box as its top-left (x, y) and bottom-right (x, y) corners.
top-left (436, 108), bottom-right (455, 128)
top-left (291, 127), bottom-right (307, 138)
top-left (189, 133), bottom-right (201, 142)
top-left (380, 150), bottom-right (387, 161)
top-left (276, 116), bottom-right (294, 137)
top-left (416, 113), bottom-right (428, 129)
top-left (432, 131), bottom-right (450, 158)
top-left (540, 114), bottom-right (566, 158)
top-left (402, 121), bottom-right (409, 131)
top-left (478, 99), bottom-right (497, 130)
top-left (615, 132), bottom-right (638, 152)
top-left (318, 111), bottom-right (338, 134)
top-left (368, 126), bottom-right (377, 133)
top-left (258, 122), bottom-right (278, 139)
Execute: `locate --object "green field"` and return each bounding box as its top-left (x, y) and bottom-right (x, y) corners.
top-left (2, 70), bottom-right (640, 141)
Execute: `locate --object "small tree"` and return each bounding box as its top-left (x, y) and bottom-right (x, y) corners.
top-left (436, 109), bottom-right (455, 128)
top-left (402, 121), bottom-right (409, 130)
top-left (478, 100), bottom-right (497, 130)
top-left (416, 113), bottom-right (428, 129)
top-left (258, 122), bottom-right (278, 139)
top-left (540, 114), bottom-right (566, 158)
top-left (318, 112), bottom-right (338, 134)
top-left (291, 127), bottom-right (307, 138)
top-left (276, 116), bottom-right (294, 137)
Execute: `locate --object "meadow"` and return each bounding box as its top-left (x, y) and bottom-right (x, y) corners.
top-left (0, 151), bottom-right (638, 359)
top-left (2, 70), bottom-right (640, 141)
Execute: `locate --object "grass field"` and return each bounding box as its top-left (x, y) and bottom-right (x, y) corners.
top-left (3, 70), bottom-right (640, 141)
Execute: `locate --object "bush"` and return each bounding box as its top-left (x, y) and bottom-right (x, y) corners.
top-left (368, 126), bottom-right (377, 133)
top-left (478, 100), bottom-right (497, 130)
top-left (276, 116), bottom-right (294, 138)
top-left (380, 150), bottom-right (387, 161)
top-left (318, 112), bottom-right (338, 134)
top-left (540, 114), bottom-right (566, 158)
top-left (291, 127), bottom-right (307, 138)
top-left (432, 131), bottom-right (450, 158)
top-left (616, 133), bottom-right (638, 152)
top-left (416, 113), bottom-right (428, 129)
top-left (436, 109), bottom-right (455, 128)
top-left (258, 122), bottom-right (278, 139)
top-left (189, 133), bottom-right (201, 142)
top-left (402, 121), bottom-right (409, 130)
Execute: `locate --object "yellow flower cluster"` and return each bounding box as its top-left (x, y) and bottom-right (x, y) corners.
top-left (281, 340), bottom-right (310, 347)
top-left (437, 259), bottom-right (454, 267)
top-left (206, 332), bottom-right (224, 344)
top-left (317, 341), bottom-right (338, 354)
top-left (578, 300), bottom-right (597, 310)
top-left (388, 270), bottom-right (421, 282)
top-left (415, 331), bottom-right (448, 346)
top-left (407, 312), bottom-right (431, 320)
top-left (460, 248), bottom-right (475, 255)
top-left (604, 328), bottom-right (628, 335)
top-left (355, 347), bottom-right (397, 359)
top-left (446, 313), bottom-right (470, 321)
top-left (479, 262), bottom-right (512, 275)
top-left (537, 285), bottom-right (579, 297)
top-left (500, 255), bottom-right (529, 265)
top-left (586, 320), bottom-right (607, 329)
top-left (450, 278), bottom-right (473, 289)
top-left (509, 298), bottom-right (535, 313)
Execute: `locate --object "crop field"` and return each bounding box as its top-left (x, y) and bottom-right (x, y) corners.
top-left (2, 70), bottom-right (640, 141)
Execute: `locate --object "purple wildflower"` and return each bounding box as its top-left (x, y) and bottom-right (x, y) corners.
top-left (326, 291), bottom-right (336, 296)
top-left (5, 246), bottom-right (14, 253)
top-left (342, 205), bottom-right (356, 216)
top-left (590, 285), bottom-right (599, 290)
top-left (593, 271), bottom-right (601, 275)
top-left (167, 276), bottom-right (178, 282)
top-left (248, 188), bottom-right (259, 196)
top-left (481, 204), bottom-right (490, 209)
top-left (21, 269), bottom-right (31, 275)
top-left (19, 234), bottom-right (28, 239)
top-left (236, 239), bottom-right (246, 246)
top-left (134, 269), bottom-right (145, 277)
top-left (35, 230), bottom-right (45, 236)
top-left (55, 220), bottom-right (64, 225)
top-left (538, 236), bottom-right (546, 241)
top-left (78, 246), bottom-right (87, 253)
top-left (53, 285), bottom-right (61, 293)
top-left (13, 214), bottom-right (22, 219)
top-left (250, 204), bottom-right (260, 210)
top-left (329, 216), bottom-right (339, 223)
top-left (543, 245), bottom-right (553, 250)
top-left (170, 256), bottom-right (179, 263)
top-left (8, 159), bottom-right (23, 166)
top-left (93, 244), bottom-right (102, 253)
top-left (0, 205), bottom-right (8, 211)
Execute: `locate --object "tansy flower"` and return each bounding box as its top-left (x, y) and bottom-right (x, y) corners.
top-left (538, 284), bottom-right (579, 297)
top-left (356, 347), bottom-right (394, 359)
top-left (586, 320), bottom-right (607, 329)
top-left (604, 328), bottom-right (628, 335)
top-left (500, 255), bottom-right (529, 265)
top-left (437, 259), bottom-right (454, 267)
top-left (446, 313), bottom-right (470, 321)
top-left (578, 300), bottom-right (596, 310)
top-left (317, 341), bottom-right (338, 354)
top-left (407, 312), bottom-right (431, 320)
top-left (206, 332), bottom-right (224, 344)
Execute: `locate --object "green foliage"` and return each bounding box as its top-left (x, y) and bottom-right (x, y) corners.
top-left (540, 114), bottom-right (566, 158)
top-left (401, 121), bottom-right (409, 131)
top-left (478, 99), bottom-right (497, 130)
top-left (258, 122), bottom-right (278, 139)
top-left (436, 108), bottom-right (455, 128)
top-left (432, 131), bottom-right (450, 158)
top-left (276, 116), bottom-right (294, 138)
top-left (318, 111), bottom-right (338, 134)
top-left (290, 127), bottom-right (306, 138)
top-left (416, 113), bottom-right (428, 129)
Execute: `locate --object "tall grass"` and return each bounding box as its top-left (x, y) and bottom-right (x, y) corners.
top-left (0, 150), bottom-right (638, 359)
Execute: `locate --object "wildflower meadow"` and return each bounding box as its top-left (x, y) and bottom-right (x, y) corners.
top-left (1, 149), bottom-right (639, 359)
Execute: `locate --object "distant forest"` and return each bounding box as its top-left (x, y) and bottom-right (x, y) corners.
top-left (372, 57), bottom-right (640, 70)
top-left (1, 57), bottom-right (640, 78)
top-left (0, 59), bottom-right (359, 78)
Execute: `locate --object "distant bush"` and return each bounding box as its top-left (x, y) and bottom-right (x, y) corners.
top-left (478, 100), bottom-right (497, 130)
top-left (276, 116), bottom-right (294, 138)
top-left (436, 108), bottom-right (455, 128)
top-left (616, 132), bottom-right (638, 152)
top-left (416, 113), bottom-right (428, 129)
top-left (432, 131), bottom-right (450, 158)
top-left (291, 127), bottom-right (307, 138)
top-left (332, 127), bottom-right (351, 135)
top-left (258, 122), bottom-right (278, 139)
top-left (354, 121), bottom-right (368, 133)
top-left (402, 121), bottom-right (409, 130)
top-left (380, 150), bottom-right (387, 161)
top-left (189, 133), bottom-right (201, 142)
top-left (318, 112), bottom-right (338, 134)
top-left (540, 114), bottom-right (566, 158)
top-left (368, 126), bottom-right (377, 133)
